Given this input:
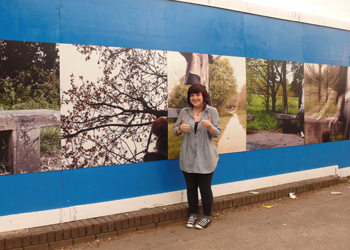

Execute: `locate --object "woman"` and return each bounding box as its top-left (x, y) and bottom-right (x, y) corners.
top-left (329, 66), bottom-right (350, 140)
top-left (173, 83), bottom-right (221, 229)
top-left (143, 117), bottom-right (168, 162)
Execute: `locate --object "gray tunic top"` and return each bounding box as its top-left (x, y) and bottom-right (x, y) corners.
top-left (172, 105), bottom-right (221, 174)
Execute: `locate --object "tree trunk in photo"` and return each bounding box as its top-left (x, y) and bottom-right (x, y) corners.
top-left (266, 60), bottom-right (270, 112)
top-left (282, 61), bottom-right (288, 114)
top-left (318, 64), bottom-right (322, 105)
top-left (271, 61), bottom-right (276, 112)
top-left (323, 65), bottom-right (339, 103)
top-left (51, 59), bottom-right (56, 92)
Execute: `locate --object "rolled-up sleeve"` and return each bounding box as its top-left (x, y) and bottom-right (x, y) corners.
top-left (172, 109), bottom-right (185, 137)
top-left (208, 108), bottom-right (221, 138)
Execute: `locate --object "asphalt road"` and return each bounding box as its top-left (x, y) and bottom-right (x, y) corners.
top-left (66, 182), bottom-right (350, 250)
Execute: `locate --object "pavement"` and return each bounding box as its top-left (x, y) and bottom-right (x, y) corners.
top-left (65, 181), bottom-right (350, 250)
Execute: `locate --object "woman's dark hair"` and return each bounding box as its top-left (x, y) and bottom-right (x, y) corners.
top-left (187, 83), bottom-right (210, 108)
top-left (151, 117), bottom-right (168, 137)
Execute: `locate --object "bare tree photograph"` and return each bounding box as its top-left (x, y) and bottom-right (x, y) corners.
top-left (60, 44), bottom-right (167, 169)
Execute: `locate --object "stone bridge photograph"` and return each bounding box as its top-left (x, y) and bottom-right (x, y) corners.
top-left (0, 40), bottom-right (60, 175)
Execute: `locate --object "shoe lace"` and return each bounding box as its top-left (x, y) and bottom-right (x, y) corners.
top-left (198, 218), bottom-right (210, 227)
top-left (187, 215), bottom-right (197, 224)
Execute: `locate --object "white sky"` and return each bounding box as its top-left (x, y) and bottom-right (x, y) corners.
top-left (59, 43), bottom-right (105, 93)
top-left (240, 0), bottom-right (350, 22)
top-left (59, 43), bottom-right (108, 116)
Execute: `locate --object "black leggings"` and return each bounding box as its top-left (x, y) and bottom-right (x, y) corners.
top-left (186, 73), bottom-right (201, 85)
top-left (182, 171), bottom-right (214, 216)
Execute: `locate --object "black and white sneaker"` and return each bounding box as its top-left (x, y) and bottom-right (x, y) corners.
top-left (195, 218), bottom-right (211, 229)
top-left (186, 215), bottom-right (197, 228)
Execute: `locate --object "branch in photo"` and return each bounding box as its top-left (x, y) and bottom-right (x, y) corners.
top-left (61, 46), bottom-right (167, 169)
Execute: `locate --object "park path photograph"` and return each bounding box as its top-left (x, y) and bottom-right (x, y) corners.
top-left (167, 51), bottom-right (246, 158)
top-left (60, 44), bottom-right (167, 169)
top-left (246, 58), bottom-right (305, 151)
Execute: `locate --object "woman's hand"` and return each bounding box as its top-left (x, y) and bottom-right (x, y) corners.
top-left (181, 119), bottom-right (190, 133)
top-left (328, 111), bottom-right (340, 128)
top-left (201, 115), bottom-right (212, 128)
top-left (202, 115), bottom-right (216, 136)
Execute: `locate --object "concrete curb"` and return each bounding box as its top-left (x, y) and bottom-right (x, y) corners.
top-left (0, 175), bottom-right (348, 250)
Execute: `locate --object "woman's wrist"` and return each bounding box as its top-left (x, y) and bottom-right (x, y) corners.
top-left (177, 126), bottom-right (182, 135)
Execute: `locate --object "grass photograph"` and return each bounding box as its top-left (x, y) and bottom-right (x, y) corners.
top-left (0, 40), bottom-right (60, 175)
top-left (246, 58), bottom-right (305, 151)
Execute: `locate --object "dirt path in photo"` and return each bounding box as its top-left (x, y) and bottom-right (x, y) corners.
top-left (247, 130), bottom-right (304, 151)
top-left (217, 114), bottom-right (246, 154)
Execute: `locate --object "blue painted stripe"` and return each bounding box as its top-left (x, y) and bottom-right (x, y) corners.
top-left (62, 159), bottom-right (184, 207)
top-left (245, 141), bottom-right (350, 180)
top-left (166, 1), bottom-right (245, 57)
top-left (244, 14), bottom-right (304, 62)
top-left (0, 171), bottom-right (63, 216)
top-left (302, 24), bottom-right (350, 66)
top-left (60, 142), bottom-right (349, 208)
top-left (59, 0), bottom-right (167, 50)
top-left (213, 152), bottom-right (246, 185)
top-left (0, 0), bottom-right (59, 43)
top-left (1, 0), bottom-right (349, 65)
top-left (61, 152), bottom-right (247, 207)
top-left (1, 140), bottom-right (349, 216)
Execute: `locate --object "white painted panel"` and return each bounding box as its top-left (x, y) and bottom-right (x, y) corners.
top-left (338, 167), bottom-right (350, 178)
top-left (174, 0), bottom-right (350, 31)
top-left (0, 210), bottom-right (63, 233)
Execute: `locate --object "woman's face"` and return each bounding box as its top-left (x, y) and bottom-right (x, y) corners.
top-left (190, 92), bottom-right (204, 108)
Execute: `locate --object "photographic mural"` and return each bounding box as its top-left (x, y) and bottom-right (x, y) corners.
top-left (60, 44), bottom-right (168, 169)
top-left (167, 51), bottom-right (246, 159)
top-left (0, 39), bottom-right (348, 175)
top-left (245, 59), bottom-right (305, 151)
top-left (0, 40), bottom-right (61, 175)
top-left (304, 63), bottom-right (349, 144)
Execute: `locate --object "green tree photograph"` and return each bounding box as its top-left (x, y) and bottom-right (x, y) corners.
top-left (246, 58), bottom-right (304, 151)
top-left (0, 40), bottom-right (60, 175)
